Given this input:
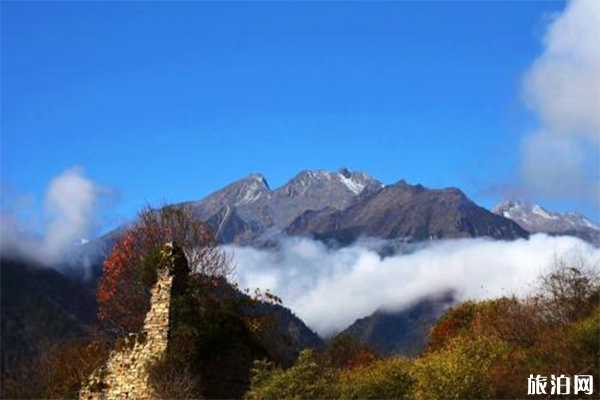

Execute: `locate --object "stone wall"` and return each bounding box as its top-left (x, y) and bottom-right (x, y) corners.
top-left (80, 243), bottom-right (183, 400)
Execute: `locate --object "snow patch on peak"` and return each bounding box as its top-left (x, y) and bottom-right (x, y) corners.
top-left (580, 217), bottom-right (597, 229)
top-left (234, 174), bottom-right (271, 205)
top-left (237, 183), bottom-right (267, 205)
top-left (531, 205), bottom-right (557, 220)
top-left (278, 168), bottom-right (381, 199)
top-left (307, 170), bottom-right (330, 180)
top-left (338, 173), bottom-right (366, 195)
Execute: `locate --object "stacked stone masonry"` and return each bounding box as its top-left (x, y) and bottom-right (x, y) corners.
top-left (80, 243), bottom-right (178, 400)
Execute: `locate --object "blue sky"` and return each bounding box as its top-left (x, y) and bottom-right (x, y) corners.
top-left (5, 0), bottom-right (592, 235)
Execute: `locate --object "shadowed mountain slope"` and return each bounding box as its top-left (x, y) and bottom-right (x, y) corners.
top-left (286, 180), bottom-right (529, 244)
top-left (341, 294), bottom-right (455, 357)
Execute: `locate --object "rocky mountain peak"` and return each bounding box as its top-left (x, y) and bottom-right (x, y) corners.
top-left (336, 169), bottom-right (383, 195)
top-left (493, 200), bottom-right (597, 229)
top-left (493, 200), bottom-right (599, 245)
top-left (245, 173), bottom-right (270, 190)
top-left (338, 167), bottom-right (352, 178)
top-left (193, 173), bottom-right (272, 212)
top-left (392, 179), bottom-right (426, 192)
top-left (231, 175), bottom-right (271, 206)
top-left (276, 168), bottom-right (381, 198)
top-left (494, 200), bottom-right (529, 219)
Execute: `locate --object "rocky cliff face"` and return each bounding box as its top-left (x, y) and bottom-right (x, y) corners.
top-left (80, 243), bottom-right (184, 400)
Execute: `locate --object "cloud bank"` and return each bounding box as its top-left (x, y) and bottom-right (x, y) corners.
top-left (227, 235), bottom-right (599, 336)
top-left (520, 0), bottom-right (600, 206)
top-left (1, 167), bottom-right (105, 266)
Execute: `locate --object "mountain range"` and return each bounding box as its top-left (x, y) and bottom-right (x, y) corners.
top-left (81, 168), bottom-right (598, 264)
top-left (184, 168), bottom-right (533, 247)
top-left (7, 168), bottom-right (598, 369)
top-left (184, 168), bottom-right (599, 247)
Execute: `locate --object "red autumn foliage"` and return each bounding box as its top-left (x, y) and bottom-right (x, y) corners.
top-left (426, 302), bottom-right (476, 352)
top-left (324, 333), bottom-right (380, 369)
top-left (346, 348), bottom-right (380, 369)
top-left (96, 206), bottom-right (233, 335)
top-left (97, 230), bottom-right (154, 334)
top-left (1, 339), bottom-right (110, 399)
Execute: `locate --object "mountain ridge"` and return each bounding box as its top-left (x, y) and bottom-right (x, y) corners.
top-left (76, 169), bottom-right (600, 270)
top-left (285, 178), bottom-right (528, 243)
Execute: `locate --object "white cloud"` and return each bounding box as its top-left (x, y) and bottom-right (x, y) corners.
top-left (0, 166), bottom-right (105, 266)
top-left (44, 167), bottom-right (101, 260)
top-left (520, 0), bottom-right (600, 205)
top-left (227, 235), bottom-right (599, 336)
top-left (524, 0), bottom-right (600, 137)
top-left (521, 131), bottom-right (599, 204)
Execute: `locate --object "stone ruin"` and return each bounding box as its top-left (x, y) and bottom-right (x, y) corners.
top-left (80, 242), bottom-right (189, 400)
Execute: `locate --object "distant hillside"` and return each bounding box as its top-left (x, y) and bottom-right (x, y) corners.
top-left (0, 258), bottom-right (100, 375)
top-left (341, 294), bottom-right (454, 357)
top-left (0, 256), bottom-right (323, 378)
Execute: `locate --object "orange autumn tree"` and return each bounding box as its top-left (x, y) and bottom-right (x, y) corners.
top-left (97, 205), bottom-right (233, 335)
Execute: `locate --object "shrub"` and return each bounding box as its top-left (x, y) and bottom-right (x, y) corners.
top-left (1, 339), bottom-right (110, 399)
top-left (337, 357), bottom-right (414, 399)
top-left (427, 299), bottom-right (510, 351)
top-left (245, 350), bottom-right (333, 400)
top-left (412, 335), bottom-right (509, 399)
top-left (159, 273), bottom-right (272, 399)
top-left (568, 306), bottom-right (600, 377)
top-left (147, 356), bottom-right (201, 399)
top-left (324, 333), bottom-right (379, 369)
top-left (535, 255), bottom-right (599, 325)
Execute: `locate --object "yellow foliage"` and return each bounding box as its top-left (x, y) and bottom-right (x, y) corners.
top-left (337, 358), bottom-right (413, 399)
top-left (412, 335), bottom-right (509, 399)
